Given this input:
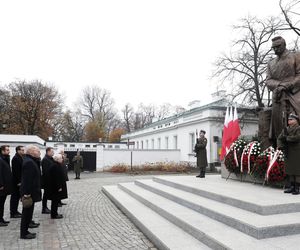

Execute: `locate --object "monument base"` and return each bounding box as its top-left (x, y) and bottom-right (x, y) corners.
top-left (221, 162), bottom-right (264, 184)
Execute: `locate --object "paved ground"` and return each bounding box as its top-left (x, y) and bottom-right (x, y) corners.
top-left (0, 171), bottom-right (197, 250)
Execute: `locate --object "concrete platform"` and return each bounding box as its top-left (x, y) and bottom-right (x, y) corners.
top-left (103, 175), bottom-right (300, 250)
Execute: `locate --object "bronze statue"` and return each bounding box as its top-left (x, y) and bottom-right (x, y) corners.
top-left (265, 36), bottom-right (300, 145)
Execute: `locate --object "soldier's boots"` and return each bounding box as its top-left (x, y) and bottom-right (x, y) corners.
top-left (196, 171), bottom-right (205, 178)
top-left (292, 183), bottom-right (299, 195)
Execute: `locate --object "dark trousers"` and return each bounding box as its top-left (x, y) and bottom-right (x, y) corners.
top-left (10, 187), bottom-right (21, 215)
top-left (51, 197), bottom-right (59, 217)
top-left (42, 192), bottom-right (48, 209)
top-left (0, 195), bottom-right (7, 221)
top-left (75, 171), bottom-right (80, 178)
top-left (20, 202), bottom-right (35, 237)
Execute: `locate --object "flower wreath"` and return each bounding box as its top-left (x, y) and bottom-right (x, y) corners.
top-left (240, 141), bottom-right (261, 174)
top-left (251, 146), bottom-right (286, 183)
top-left (224, 138), bottom-right (247, 174)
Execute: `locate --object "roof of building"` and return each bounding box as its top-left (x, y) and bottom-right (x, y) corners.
top-left (126, 98), bottom-right (256, 134)
top-left (0, 134), bottom-right (45, 146)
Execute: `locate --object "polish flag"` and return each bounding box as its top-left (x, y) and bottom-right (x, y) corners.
top-left (231, 106), bottom-right (241, 142)
top-left (220, 107), bottom-right (231, 160)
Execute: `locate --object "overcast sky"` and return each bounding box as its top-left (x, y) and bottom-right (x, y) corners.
top-left (0, 0), bottom-right (282, 111)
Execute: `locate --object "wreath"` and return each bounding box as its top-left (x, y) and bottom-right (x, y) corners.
top-left (251, 146), bottom-right (286, 183)
top-left (240, 141), bottom-right (261, 174)
top-left (224, 138), bottom-right (247, 174)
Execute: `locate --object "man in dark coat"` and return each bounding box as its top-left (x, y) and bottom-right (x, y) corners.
top-left (48, 154), bottom-right (67, 219)
top-left (41, 147), bottom-right (54, 214)
top-left (20, 145), bottom-right (42, 239)
top-left (194, 130), bottom-right (208, 178)
top-left (278, 114), bottom-right (300, 195)
top-left (10, 145), bottom-right (25, 218)
top-left (0, 145), bottom-right (12, 226)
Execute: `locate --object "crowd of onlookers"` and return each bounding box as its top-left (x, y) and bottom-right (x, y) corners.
top-left (0, 144), bottom-right (83, 240)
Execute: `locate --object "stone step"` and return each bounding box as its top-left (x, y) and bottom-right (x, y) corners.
top-left (118, 182), bottom-right (278, 250)
top-left (153, 175), bottom-right (300, 215)
top-left (102, 185), bottom-right (210, 250)
top-left (135, 179), bottom-right (300, 239)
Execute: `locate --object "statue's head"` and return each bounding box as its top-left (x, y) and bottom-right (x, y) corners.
top-left (271, 36), bottom-right (286, 56)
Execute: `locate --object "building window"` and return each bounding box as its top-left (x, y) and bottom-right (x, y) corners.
top-left (146, 140), bottom-right (149, 149)
top-left (85, 145), bottom-right (90, 148)
top-left (70, 144), bottom-right (75, 148)
top-left (151, 139), bottom-right (154, 149)
top-left (93, 145), bottom-right (97, 148)
top-left (64, 144), bottom-right (67, 147)
top-left (173, 135), bottom-right (178, 149)
top-left (141, 141), bottom-right (143, 149)
top-left (136, 141), bottom-right (139, 149)
top-left (189, 133), bottom-right (195, 153)
top-left (108, 145), bottom-right (113, 149)
top-left (115, 145), bottom-right (120, 149)
top-left (158, 138), bottom-right (161, 149)
top-left (165, 137), bottom-right (169, 149)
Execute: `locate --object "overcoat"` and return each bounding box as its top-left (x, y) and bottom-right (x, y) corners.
top-left (20, 155), bottom-right (42, 202)
top-left (0, 156), bottom-right (12, 196)
top-left (194, 137), bottom-right (208, 170)
top-left (72, 155), bottom-right (83, 173)
top-left (47, 161), bottom-right (68, 201)
top-left (266, 50), bottom-right (300, 139)
top-left (277, 125), bottom-right (300, 175)
top-left (11, 153), bottom-right (23, 190)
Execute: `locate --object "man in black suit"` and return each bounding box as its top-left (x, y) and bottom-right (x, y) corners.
top-left (10, 146), bottom-right (25, 218)
top-left (0, 145), bottom-right (12, 227)
top-left (20, 145), bottom-right (42, 239)
top-left (41, 147), bottom-right (54, 214)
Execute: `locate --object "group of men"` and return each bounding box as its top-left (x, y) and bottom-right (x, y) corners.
top-left (0, 144), bottom-right (77, 239)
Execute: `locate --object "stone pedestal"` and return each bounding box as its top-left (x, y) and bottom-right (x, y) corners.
top-left (221, 162), bottom-right (263, 184)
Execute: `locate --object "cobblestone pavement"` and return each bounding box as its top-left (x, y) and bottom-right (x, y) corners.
top-left (0, 171), bottom-right (194, 250)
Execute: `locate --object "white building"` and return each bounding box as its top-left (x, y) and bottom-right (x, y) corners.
top-left (121, 96), bottom-right (258, 169)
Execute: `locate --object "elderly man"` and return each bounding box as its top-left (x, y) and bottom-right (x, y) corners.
top-left (266, 36), bottom-right (300, 144)
top-left (20, 145), bottom-right (42, 239)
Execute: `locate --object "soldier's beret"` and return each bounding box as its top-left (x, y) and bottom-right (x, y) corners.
top-left (200, 130), bottom-right (206, 134)
top-left (288, 113), bottom-right (299, 122)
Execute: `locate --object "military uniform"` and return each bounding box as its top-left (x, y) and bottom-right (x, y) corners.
top-left (277, 114), bottom-right (300, 194)
top-left (194, 135), bottom-right (208, 178)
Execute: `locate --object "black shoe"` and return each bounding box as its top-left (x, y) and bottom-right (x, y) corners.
top-left (11, 213), bottom-right (22, 218)
top-left (284, 186), bottom-right (295, 193)
top-left (42, 208), bottom-right (51, 214)
top-left (51, 214), bottom-right (63, 219)
top-left (20, 233), bottom-right (36, 239)
top-left (196, 175), bottom-right (201, 178)
top-left (1, 219), bottom-right (9, 224)
top-left (29, 221), bottom-right (40, 228)
top-left (0, 222), bottom-right (8, 227)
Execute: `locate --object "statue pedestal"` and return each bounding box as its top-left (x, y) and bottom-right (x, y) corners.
top-left (221, 162), bottom-right (264, 184)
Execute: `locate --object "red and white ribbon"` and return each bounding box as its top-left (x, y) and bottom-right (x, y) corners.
top-left (266, 150), bottom-right (280, 181)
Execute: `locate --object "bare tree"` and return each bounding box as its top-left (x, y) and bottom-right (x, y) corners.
top-left (212, 16), bottom-right (286, 107)
top-left (122, 103), bottom-right (134, 132)
top-left (279, 0), bottom-right (300, 36)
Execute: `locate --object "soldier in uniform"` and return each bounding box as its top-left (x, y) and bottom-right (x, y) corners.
top-left (277, 114), bottom-right (300, 195)
top-left (194, 130), bottom-right (208, 178)
top-left (72, 150), bottom-right (83, 179)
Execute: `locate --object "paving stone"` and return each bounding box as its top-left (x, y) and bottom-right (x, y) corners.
top-left (0, 172), bottom-right (164, 249)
